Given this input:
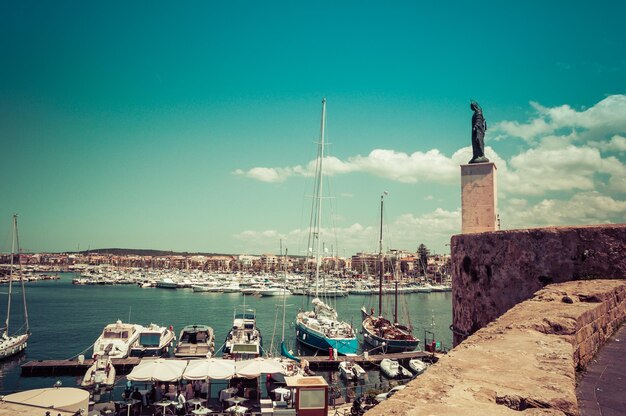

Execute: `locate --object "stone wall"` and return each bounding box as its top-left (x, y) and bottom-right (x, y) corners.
top-left (451, 224), bottom-right (626, 345)
top-left (365, 280), bottom-right (626, 416)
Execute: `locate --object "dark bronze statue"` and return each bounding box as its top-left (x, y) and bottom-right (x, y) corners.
top-left (469, 101), bottom-right (489, 164)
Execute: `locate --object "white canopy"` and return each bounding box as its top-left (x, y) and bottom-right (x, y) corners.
top-left (235, 358), bottom-right (285, 378)
top-left (127, 358), bottom-right (188, 382)
top-left (183, 358), bottom-right (236, 380)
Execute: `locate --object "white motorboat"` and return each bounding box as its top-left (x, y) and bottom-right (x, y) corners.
top-left (379, 358), bottom-right (411, 379)
top-left (129, 323), bottom-right (176, 357)
top-left (156, 278), bottom-right (178, 289)
top-left (258, 287), bottom-right (291, 297)
top-left (174, 324), bottom-right (215, 358)
top-left (339, 361), bottom-right (366, 381)
top-left (220, 283), bottom-right (241, 293)
top-left (92, 320), bottom-right (144, 359)
top-left (415, 284), bottom-right (433, 293)
top-left (223, 308), bottom-right (262, 359)
top-left (81, 355), bottom-right (115, 388)
top-left (408, 358), bottom-right (428, 375)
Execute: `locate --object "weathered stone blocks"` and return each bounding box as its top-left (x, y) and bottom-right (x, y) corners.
top-left (451, 224), bottom-right (626, 345)
top-left (366, 280), bottom-right (626, 416)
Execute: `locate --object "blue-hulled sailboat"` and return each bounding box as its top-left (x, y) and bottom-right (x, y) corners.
top-left (294, 98), bottom-right (358, 356)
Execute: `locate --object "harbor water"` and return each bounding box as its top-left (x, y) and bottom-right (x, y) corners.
top-left (0, 273), bottom-right (452, 399)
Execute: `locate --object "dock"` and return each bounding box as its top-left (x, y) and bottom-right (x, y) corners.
top-left (21, 351), bottom-right (439, 377)
top-left (21, 358), bottom-right (141, 377)
top-left (302, 351), bottom-right (438, 369)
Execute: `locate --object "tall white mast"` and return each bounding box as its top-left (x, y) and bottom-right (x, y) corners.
top-left (314, 98), bottom-right (326, 298)
top-left (4, 215), bottom-right (16, 335)
top-left (15, 215), bottom-right (29, 334)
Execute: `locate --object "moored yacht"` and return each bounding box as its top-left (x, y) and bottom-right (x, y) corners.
top-left (222, 308), bottom-right (262, 359)
top-left (296, 298), bottom-right (358, 355)
top-left (174, 325), bottom-right (215, 358)
top-left (294, 99), bottom-right (358, 356)
top-left (258, 286), bottom-right (291, 297)
top-left (129, 324), bottom-right (176, 357)
top-left (361, 193), bottom-right (419, 354)
top-left (92, 320), bottom-right (144, 359)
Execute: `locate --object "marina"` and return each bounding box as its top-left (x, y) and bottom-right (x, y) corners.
top-left (0, 273), bottom-right (451, 401)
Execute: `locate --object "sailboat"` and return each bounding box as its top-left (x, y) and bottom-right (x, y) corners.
top-left (0, 215), bottom-right (30, 360)
top-left (361, 193), bottom-right (419, 353)
top-left (295, 98), bottom-right (358, 356)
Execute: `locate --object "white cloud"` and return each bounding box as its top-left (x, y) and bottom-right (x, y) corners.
top-left (236, 96), bottom-right (626, 190)
top-left (232, 208), bottom-right (461, 255)
top-left (493, 94), bottom-right (626, 144)
top-left (502, 192), bottom-right (626, 229)
top-left (589, 135), bottom-right (626, 153)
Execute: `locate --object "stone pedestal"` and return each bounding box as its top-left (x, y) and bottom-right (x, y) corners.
top-left (461, 162), bottom-right (497, 234)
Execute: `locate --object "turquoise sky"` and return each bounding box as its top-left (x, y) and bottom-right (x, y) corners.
top-left (1, 1), bottom-right (625, 255)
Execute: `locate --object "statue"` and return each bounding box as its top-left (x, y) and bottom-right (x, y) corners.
top-left (469, 101), bottom-right (489, 164)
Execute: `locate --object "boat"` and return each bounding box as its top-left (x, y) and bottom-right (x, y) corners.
top-left (222, 307), bottom-right (262, 359)
top-left (0, 215), bottom-right (30, 360)
top-left (174, 325), bottom-right (215, 358)
top-left (129, 323), bottom-right (176, 357)
top-left (339, 361), bottom-right (366, 381)
top-left (80, 355), bottom-right (115, 388)
top-left (295, 99), bottom-right (358, 356)
top-left (156, 277), bottom-right (178, 289)
top-left (258, 286), bottom-right (291, 297)
top-left (92, 320), bottom-right (144, 359)
top-left (408, 358), bottom-right (428, 375)
top-left (361, 193), bottom-right (420, 354)
top-left (379, 358), bottom-right (411, 379)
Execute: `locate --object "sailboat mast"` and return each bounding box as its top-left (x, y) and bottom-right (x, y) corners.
top-left (281, 248), bottom-right (288, 342)
top-left (378, 193), bottom-right (385, 316)
top-left (5, 215), bottom-right (16, 335)
top-left (394, 281), bottom-right (398, 324)
top-left (15, 215), bottom-right (29, 333)
top-left (314, 98), bottom-right (326, 298)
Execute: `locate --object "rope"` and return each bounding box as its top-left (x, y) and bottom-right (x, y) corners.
top-left (65, 341), bottom-right (96, 361)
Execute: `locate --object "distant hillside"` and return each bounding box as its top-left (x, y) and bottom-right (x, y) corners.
top-left (74, 248), bottom-right (237, 257)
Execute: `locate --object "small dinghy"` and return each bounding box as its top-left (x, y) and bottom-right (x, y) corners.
top-left (408, 358), bottom-right (428, 375)
top-left (380, 358), bottom-right (411, 379)
top-left (339, 361), bottom-right (366, 381)
top-left (81, 355), bottom-right (116, 388)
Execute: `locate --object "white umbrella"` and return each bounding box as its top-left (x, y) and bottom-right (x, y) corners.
top-left (184, 358), bottom-right (236, 380)
top-left (127, 358), bottom-right (188, 382)
top-left (235, 358), bottom-right (285, 378)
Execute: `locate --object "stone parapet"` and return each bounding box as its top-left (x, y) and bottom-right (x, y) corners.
top-left (365, 280), bottom-right (626, 416)
top-left (451, 224), bottom-right (626, 345)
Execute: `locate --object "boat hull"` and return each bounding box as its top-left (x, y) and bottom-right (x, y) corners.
top-left (361, 308), bottom-right (419, 354)
top-left (295, 321), bottom-right (358, 355)
top-left (0, 333), bottom-right (28, 360)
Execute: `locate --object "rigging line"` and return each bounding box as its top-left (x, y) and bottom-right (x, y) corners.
top-left (269, 304), bottom-right (279, 357)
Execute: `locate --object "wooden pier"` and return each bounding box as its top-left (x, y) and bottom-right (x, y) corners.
top-left (21, 352), bottom-right (439, 377)
top-left (21, 357), bottom-right (140, 377)
top-left (302, 351), bottom-right (438, 369)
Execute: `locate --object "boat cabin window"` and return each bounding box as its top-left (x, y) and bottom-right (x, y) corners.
top-left (140, 333), bottom-right (161, 347)
top-left (103, 330), bottom-right (128, 339)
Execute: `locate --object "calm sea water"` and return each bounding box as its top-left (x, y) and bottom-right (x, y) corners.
top-left (0, 273), bottom-right (452, 397)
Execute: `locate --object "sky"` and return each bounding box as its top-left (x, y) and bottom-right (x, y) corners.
top-left (1, 1), bottom-right (625, 256)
